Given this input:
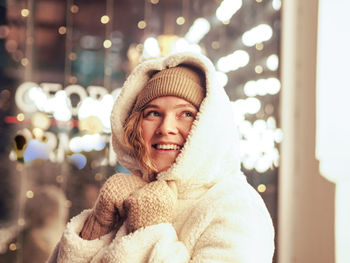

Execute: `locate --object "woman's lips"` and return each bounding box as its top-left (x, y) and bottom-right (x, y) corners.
top-left (152, 144), bottom-right (182, 150)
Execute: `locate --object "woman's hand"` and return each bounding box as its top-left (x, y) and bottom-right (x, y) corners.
top-left (80, 173), bottom-right (147, 240)
top-left (124, 180), bottom-right (178, 233)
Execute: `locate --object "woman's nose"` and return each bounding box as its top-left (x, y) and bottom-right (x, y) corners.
top-left (157, 115), bottom-right (177, 135)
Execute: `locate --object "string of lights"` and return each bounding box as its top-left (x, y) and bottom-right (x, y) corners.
top-left (102, 0), bottom-right (114, 91)
top-left (4, 0), bottom-right (36, 257)
top-left (64, 0), bottom-right (74, 86)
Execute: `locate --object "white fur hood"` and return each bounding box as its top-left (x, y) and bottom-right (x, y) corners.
top-left (110, 52), bottom-right (243, 196)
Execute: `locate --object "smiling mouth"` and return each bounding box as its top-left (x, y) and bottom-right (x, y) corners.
top-left (152, 144), bottom-right (182, 150)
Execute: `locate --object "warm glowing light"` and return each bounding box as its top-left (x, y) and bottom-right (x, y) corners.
top-left (243, 77), bottom-right (281, 96)
top-left (28, 87), bottom-right (72, 121)
top-left (9, 151), bottom-right (17, 161)
top-left (9, 243), bottom-right (17, 251)
top-left (58, 26), bottom-right (67, 35)
top-left (255, 118), bottom-right (270, 132)
top-left (176, 16), bottom-right (186, 25)
top-left (157, 34), bottom-right (179, 55)
top-left (255, 43), bottom-right (264, 50)
top-left (272, 0), bottom-right (281, 10)
top-left (69, 134), bottom-right (106, 153)
top-left (79, 116), bottom-right (103, 134)
top-left (266, 54), bottom-right (279, 71)
top-left (69, 76), bottom-right (78, 84)
top-left (32, 127), bottom-right (44, 139)
top-left (256, 0), bottom-right (263, 3)
top-left (101, 15), bottom-right (110, 24)
top-left (78, 93), bottom-right (114, 132)
top-left (242, 156), bottom-right (255, 170)
top-left (245, 97), bottom-right (261, 114)
top-left (143, 37), bottom-right (161, 58)
top-left (216, 0), bottom-right (242, 23)
top-left (69, 52), bottom-right (77, 61)
top-left (95, 173), bottom-right (104, 181)
top-left (26, 190), bottom-right (34, 198)
top-left (266, 77), bottom-right (281, 94)
top-left (217, 50), bottom-right (250, 73)
top-left (257, 184), bottom-right (267, 192)
top-left (172, 38), bottom-right (201, 54)
top-left (17, 113), bottom-right (25, 122)
top-left (56, 94), bottom-right (72, 121)
top-left (274, 128), bottom-right (283, 143)
top-left (242, 24), bottom-right (273, 47)
top-left (21, 9), bottom-right (30, 17)
top-left (18, 218), bottom-right (25, 226)
top-left (255, 156), bottom-right (272, 173)
top-left (255, 65), bottom-right (264, 74)
top-left (216, 71), bottom-right (228, 88)
top-left (266, 116), bottom-right (276, 129)
top-left (243, 81), bottom-right (255, 97)
top-left (150, 0), bottom-right (159, 3)
top-left (233, 98), bottom-right (261, 117)
top-left (70, 4), bottom-right (79, 13)
top-left (138, 20), bottom-right (147, 29)
top-left (211, 41), bottom-right (220, 49)
top-left (103, 39), bottom-right (112, 48)
top-left (32, 112), bottom-right (50, 130)
top-left (235, 102), bottom-right (281, 172)
top-left (21, 58), bottom-right (29, 66)
top-left (185, 18), bottom-right (210, 43)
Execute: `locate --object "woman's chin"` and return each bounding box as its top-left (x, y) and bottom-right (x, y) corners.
top-left (154, 162), bottom-right (173, 173)
top-left (151, 155), bottom-right (178, 173)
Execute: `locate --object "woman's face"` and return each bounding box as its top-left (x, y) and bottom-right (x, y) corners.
top-left (141, 96), bottom-right (198, 173)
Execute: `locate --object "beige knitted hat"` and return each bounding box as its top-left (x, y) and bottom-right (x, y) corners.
top-left (133, 65), bottom-right (206, 111)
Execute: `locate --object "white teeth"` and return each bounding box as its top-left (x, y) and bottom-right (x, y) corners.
top-left (156, 144), bottom-right (181, 150)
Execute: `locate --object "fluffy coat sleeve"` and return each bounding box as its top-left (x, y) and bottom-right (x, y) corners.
top-left (46, 209), bottom-right (115, 263)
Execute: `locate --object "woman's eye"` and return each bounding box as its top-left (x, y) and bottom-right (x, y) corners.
top-left (144, 111), bottom-right (160, 118)
top-left (181, 111), bottom-right (196, 118)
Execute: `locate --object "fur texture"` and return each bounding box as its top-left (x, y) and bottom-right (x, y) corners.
top-left (48, 52), bottom-right (275, 263)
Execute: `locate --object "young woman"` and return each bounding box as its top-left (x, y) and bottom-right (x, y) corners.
top-left (48, 52), bottom-right (275, 262)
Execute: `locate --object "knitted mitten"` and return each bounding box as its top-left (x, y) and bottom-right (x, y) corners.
top-left (124, 180), bottom-right (178, 233)
top-left (80, 173), bottom-right (147, 240)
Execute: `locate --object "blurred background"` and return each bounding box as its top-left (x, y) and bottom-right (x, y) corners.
top-left (0, 0), bottom-right (346, 262)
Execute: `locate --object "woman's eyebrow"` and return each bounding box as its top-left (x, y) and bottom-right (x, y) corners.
top-left (143, 104), bottom-right (160, 110)
top-left (174, 103), bottom-right (196, 109)
top-left (143, 103), bottom-right (196, 110)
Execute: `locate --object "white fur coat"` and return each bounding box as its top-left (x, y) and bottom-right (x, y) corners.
top-left (48, 52), bottom-right (275, 263)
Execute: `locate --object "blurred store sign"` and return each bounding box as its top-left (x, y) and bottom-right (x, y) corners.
top-left (9, 82), bottom-right (120, 166)
top-left (15, 81), bottom-right (121, 133)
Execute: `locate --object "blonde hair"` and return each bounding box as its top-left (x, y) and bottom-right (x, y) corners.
top-left (123, 109), bottom-right (157, 181)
